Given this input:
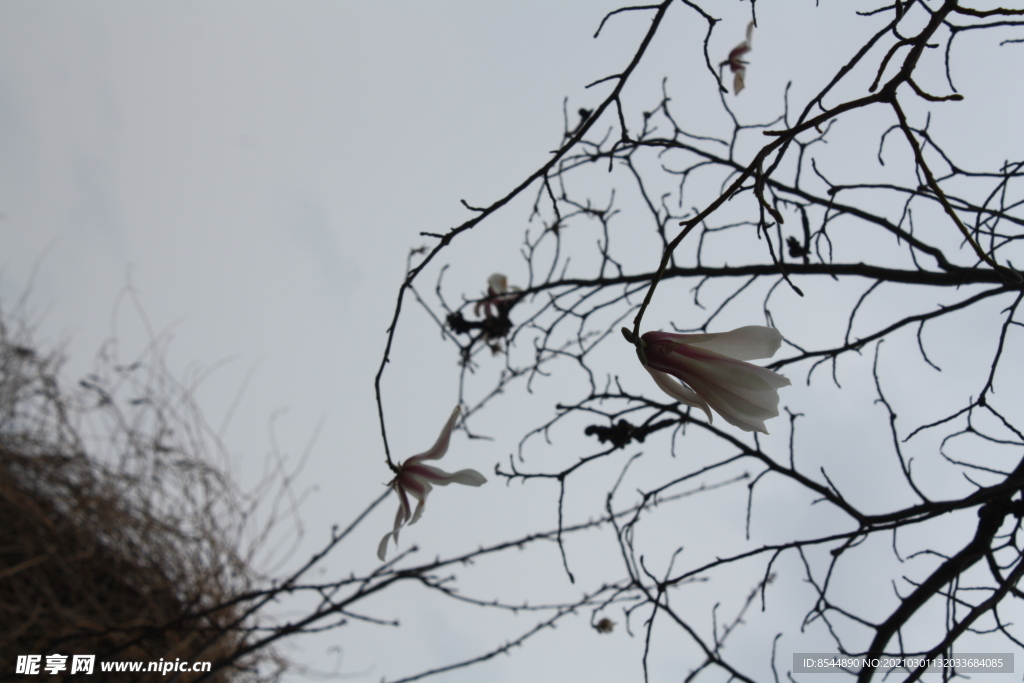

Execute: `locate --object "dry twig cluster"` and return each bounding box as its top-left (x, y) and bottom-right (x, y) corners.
top-left (0, 315), bottom-right (282, 683)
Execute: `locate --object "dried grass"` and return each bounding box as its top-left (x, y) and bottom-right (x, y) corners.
top-left (0, 314), bottom-right (284, 683)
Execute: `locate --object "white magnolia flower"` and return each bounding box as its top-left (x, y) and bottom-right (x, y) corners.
top-left (488, 273), bottom-right (510, 295)
top-left (640, 325), bottom-right (790, 434)
top-left (377, 406), bottom-right (486, 561)
top-left (721, 21), bottom-right (754, 94)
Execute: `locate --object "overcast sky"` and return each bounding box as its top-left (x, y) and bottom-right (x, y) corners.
top-left (0, 3), bottom-right (653, 679)
top-left (2, 3), bottom-right (1020, 682)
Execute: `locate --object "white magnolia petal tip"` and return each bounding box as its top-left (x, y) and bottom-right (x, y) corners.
top-left (487, 273), bottom-right (508, 293)
top-left (377, 532), bottom-right (392, 561)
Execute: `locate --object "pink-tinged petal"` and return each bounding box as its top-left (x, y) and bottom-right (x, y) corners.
top-left (644, 367), bottom-right (714, 422)
top-left (727, 45), bottom-right (750, 71)
top-left (394, 485), bottom-right (412, 525)
top-left (649, 344), bottom-right (790, 392)
top-left (407, 406), bottom-right (460, 464)
top-left (397, 475), bottom-right (434, 507)
top-left (642, 330), bottom-right (715, 345)
top-left (415, 464), bottom-right (487, 487)
top-left (404, 467), bottom-right (485, 527)
top-left (397, 469), bottom-right (431, 499)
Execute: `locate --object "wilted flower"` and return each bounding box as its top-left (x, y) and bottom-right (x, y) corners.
top-left (377, 406), bottom-right (486, 561)
top-left (721, 21), bottom-right (754, 94)
top-left (474, 273), bottom-right (522, 319)
top-left (638, 325), bottom-right (790, 434)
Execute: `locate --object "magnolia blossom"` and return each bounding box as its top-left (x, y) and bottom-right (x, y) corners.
top-left (640, 325), bottom-right (790, 434)
top-left (377, 406), bottom-right (486, 561)
top-left (721, 21), bottom-right (754, 94)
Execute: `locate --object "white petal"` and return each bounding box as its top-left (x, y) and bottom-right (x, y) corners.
top-left (645, 367), bottom-right (714, 423)
top-left (416, 464), bottom-right (487, 487)
top-left (674, 353), bottom-right (790, 391)
top-left (672, 358), bottom-right (790, 433)
top-left (690, 380), bottom-right (777, 433)
top-left (394, 485), bottom-right (413, 525)
top-left (409, 497), bottom-right (426, 526)
top-left (409, 406), bottom-right (460, 463)
top-left (488, 273), bottom-right (508, 294)
top-left (378, 494), bottom-right (410, 561)
top-left (377, 531), bottom-right (394, 561)
top-left (682, 326), bottom-right (782, 361)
